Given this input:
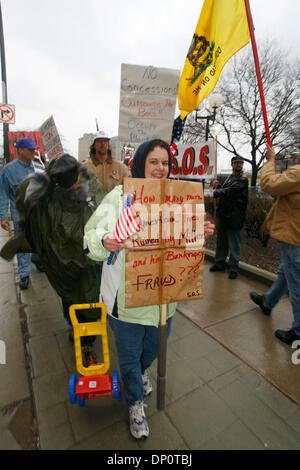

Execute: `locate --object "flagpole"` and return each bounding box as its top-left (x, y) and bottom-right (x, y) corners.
top-left (214, 136), bottom-right (218, 219)
top-left (0, 0), bottom-right (9, 163)
top-left (244, 0), bottom-right (272, 147)
top-left (157, 303), bottom-right (167, 410)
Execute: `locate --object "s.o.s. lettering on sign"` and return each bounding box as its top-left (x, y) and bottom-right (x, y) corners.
top-left (169, 142), bottom-right (215, 180)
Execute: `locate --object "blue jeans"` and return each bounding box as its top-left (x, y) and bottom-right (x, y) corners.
top-left (12, 216), bottom-right (31, 278)
top-left (215, 221), bottom-right (241, 272)
top-left (108, 316), bottom-right (173, 406)
top-left (263, 243), bottom-right (300, 335)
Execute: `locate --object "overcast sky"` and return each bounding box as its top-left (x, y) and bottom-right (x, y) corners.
top-left (1, 0), bottom-right (299, 166)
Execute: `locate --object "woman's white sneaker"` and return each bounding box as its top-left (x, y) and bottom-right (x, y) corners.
top-left (129, 401), bottom-right (149, 439)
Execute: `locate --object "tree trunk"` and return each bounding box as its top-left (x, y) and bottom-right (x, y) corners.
top-left (251, 165), bottom-right (257, 187)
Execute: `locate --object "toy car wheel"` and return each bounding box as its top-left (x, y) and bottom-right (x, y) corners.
top-left (69, 374), bottom-right (79, 404)
top-left (113, 370), bottom-right (122, 401)
top-left (78, 397), bottom-right (86, 407)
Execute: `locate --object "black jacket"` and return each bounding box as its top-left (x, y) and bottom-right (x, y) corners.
top-left (214, 172), bottom-right (248, 230)
top-left (0, 167), bottom-right (107, 312)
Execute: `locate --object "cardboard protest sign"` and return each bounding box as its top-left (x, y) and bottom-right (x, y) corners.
top-left (40, 115), bottom-right (64, 160)
top-left (169, 141), bottom-right (216, 180)
top-left (123, 178), bottom-right (205, 307)
top-left (117, 64), bottom-right (180, 160)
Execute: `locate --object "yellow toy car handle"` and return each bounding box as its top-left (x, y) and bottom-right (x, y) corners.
top-left (69, 302), bottom-right (110, 377)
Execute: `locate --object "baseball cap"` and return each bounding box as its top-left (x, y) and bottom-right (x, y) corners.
top-left (231, 156), bottom-right (244, 163)
top-left (16, 137), bottom-right (38, 150)
top-left (92, 130), bottom-right (110, 143)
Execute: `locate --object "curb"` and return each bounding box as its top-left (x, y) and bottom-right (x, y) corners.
top-left (12, 255), bottom-right (40, 449)
top-left (205, 249), bottom-right (277, 287)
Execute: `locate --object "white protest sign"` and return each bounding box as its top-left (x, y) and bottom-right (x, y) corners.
top-left (40, 116), bottom-right (64, 160)
top-left (118, 64), bottom-right (180, 159)
top-left (169, 140), bottom-right (216, 180)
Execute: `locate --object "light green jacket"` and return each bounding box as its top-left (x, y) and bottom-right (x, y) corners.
top-left (83, 185), bottom-right (177, 327)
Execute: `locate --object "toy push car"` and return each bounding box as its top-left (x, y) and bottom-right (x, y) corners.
top-left (68, 302), bottom-right (122, 407)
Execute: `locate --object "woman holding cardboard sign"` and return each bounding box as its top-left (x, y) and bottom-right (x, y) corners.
top-left (84, 139), bottom-right (214, 440)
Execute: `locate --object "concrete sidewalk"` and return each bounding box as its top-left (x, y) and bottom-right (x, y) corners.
top-left (1, 224), bottom-right (300, 450)
top-left (0, 227), bottom-right (35, 450)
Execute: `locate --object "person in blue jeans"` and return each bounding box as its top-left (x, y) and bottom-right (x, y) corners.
top-left (250, 144), bottom-right (300, 346)
top-left (0, 137), bottom-right (43, 289)
top-left (84, 139), bottom-right (215, 440)
top-left (210, 156), bottom-right (248, 279)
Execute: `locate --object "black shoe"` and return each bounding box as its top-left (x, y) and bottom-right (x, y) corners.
top-left (210, 264), bottom-right (225, 272)
top-left (275, 329), bottom-right (300, 346)
top-left (228, 271), bottom-right (238, 279)
top-left (19, 275), bottom-right (30, 290)
top-left (249, 291), bottom-right (271, 315)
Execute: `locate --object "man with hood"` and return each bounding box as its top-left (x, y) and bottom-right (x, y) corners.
top-left (0, 154), bottom-right (107, 365)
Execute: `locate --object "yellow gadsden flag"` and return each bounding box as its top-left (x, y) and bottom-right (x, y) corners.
top-left (178, 0), bottom-right (250, 119)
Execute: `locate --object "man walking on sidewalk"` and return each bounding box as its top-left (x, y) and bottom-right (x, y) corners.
top-left (250, 145), bottom-right (300, 346)
top-left (0, 137), bottom-right (43, 289)
top-left (210, 156), bottom-right (248, 279)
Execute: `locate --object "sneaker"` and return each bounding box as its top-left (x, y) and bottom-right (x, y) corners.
top-left (19, 275), bottom-right (30, 290)
top-left (142, 372), bottom-right (153, 397)
top-left (129, 401), bottom-right (149, 439)
top-left (250, 291), bottom-right (272, 315)
top-left (81, 345), bottom-right (97, 367)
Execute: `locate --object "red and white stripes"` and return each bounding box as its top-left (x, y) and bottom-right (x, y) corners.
top-left (113, 206), bottom-right (140, 243)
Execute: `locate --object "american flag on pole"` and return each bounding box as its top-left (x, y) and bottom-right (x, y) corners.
top-left (113, 205), bottom-right (140, 243)
top-left (107, 194), bottom-right (139, 265)
top-left (171, 114), bottom-right (187, 143)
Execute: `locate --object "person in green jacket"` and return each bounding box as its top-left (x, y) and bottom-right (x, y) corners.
top-left (83, 139), bottom-right (215, 439)
top-left (0, 154), bottom-right (107, 365)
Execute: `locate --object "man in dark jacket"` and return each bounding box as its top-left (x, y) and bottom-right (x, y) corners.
top-left (0, 154), bottom-right (107, 365)
top-left (210, 156), bottom-right (248, 279)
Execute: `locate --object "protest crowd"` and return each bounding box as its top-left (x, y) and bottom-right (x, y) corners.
top-left (1, 126), bottom-right (299, 441)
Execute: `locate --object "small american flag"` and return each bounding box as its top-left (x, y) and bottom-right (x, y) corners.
top-left (107, 194), bottom-right (139, 265)
top-left (113, 205), bottom-right (140, 243)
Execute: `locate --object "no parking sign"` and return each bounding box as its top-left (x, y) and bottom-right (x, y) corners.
top-left (0, 104), bottom-right (15, 124)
